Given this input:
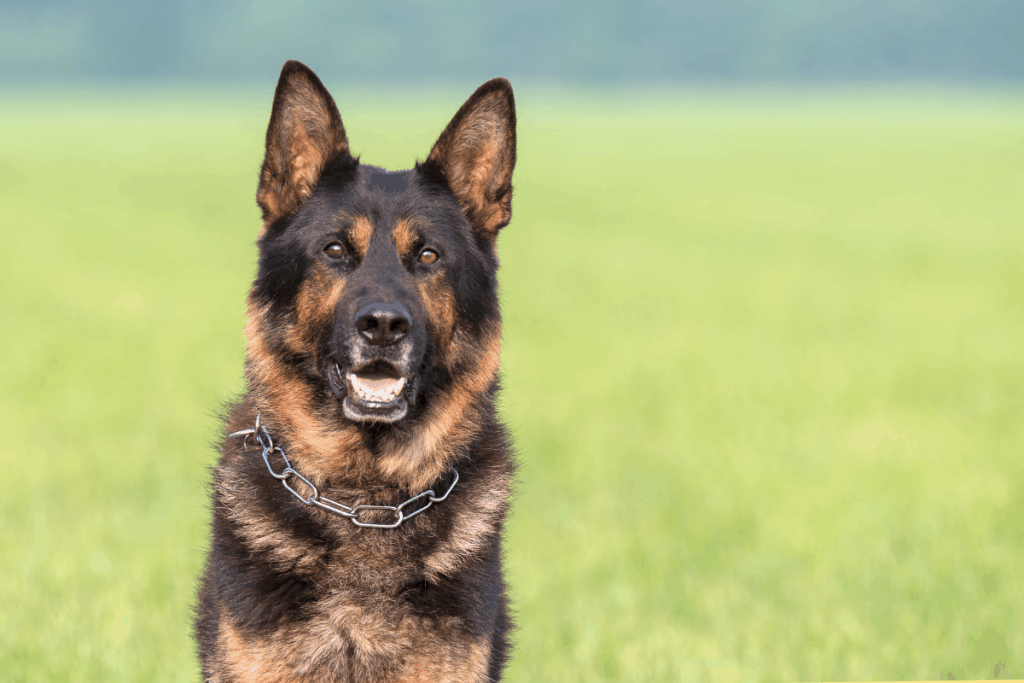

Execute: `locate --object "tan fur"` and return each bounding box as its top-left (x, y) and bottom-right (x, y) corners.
top-left (242, 297), bottom-right (509, 578)
top-left (258, 70), bottom-right (350, 229)
top-left (348, 215), bottom-right (374, 260)
top-left (217, 467), bottom-right (325, 573)
top-left (392, 218), bottom-right (420, 261)
top-left (199, 68), bottom-right (516, 682)
top-left (258, 167), bottom-right (283, 228)
top-left (426, 89), bottom-right (514, 240)
top-left (246, 300), bottom-right (502, 496)
top-left (212, 602), bottom-right (491, 683)
top-left (287, 123), bottom-right (323, 201)
top-left (416, 272), bottom-right (458, 362)
top-left (245, 298), bottom-right (374, 486)
top-left (378, 324), bottom-right (501, 492)
top-left (288, 265), bottom-right (345, 355)
top-left (403, 635), bottom-right (491, 683)
top-left (216, 614), bottom-right (298, 683)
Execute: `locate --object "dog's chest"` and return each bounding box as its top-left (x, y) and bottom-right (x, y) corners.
top-left (215, 576), bottom-right (489, 683)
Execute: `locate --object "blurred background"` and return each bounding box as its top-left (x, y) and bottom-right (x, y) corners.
top-left (1, 2), bottom-right (1022, 682)
top-left (3, 0), bottom-right (1024, 82)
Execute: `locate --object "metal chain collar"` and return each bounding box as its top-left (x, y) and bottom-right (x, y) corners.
top-left (229, 414), bottom-right (458, 529)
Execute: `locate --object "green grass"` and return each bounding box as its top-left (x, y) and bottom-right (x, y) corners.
top-left (1, 84), bottom-right (1022, 682)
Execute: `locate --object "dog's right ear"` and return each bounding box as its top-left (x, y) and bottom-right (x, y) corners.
top-left (420, 78), bottom-right (516, 244)
top-left (257, 60), bottom-right (351, 227)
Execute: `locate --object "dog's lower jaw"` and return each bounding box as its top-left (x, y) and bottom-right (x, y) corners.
top-left (342, 395), bottom-right (409, 423)
top-left (328, 361), bottom-right (418, 424)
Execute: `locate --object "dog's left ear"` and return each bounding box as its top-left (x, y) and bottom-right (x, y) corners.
top-left (257, 60), bottom-right (352, 227)
top-left (421, 78), bottom-right (517, 242)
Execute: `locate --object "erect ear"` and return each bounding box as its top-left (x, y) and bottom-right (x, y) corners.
top-left (257, 60), bottom-right (351, 226)
top-left (422, 78), bottom-right (517, 241)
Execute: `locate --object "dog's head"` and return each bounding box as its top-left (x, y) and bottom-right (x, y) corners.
top-left (243, 61), bottom-right (515, 486)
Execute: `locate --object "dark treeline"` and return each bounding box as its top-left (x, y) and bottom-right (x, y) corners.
top-left (2, 0), bottom-right (1022, 82)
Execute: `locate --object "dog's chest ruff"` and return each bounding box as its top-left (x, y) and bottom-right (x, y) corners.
top-left (230, 414), bottom-right (460, 529)
top-left (195, 60), bottom-right (518, 683)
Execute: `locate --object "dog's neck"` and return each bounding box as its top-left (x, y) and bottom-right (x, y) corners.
top-left (239, 380), bottom-right (496, 492)
top-left (242, 316), bottom-right (503, 491)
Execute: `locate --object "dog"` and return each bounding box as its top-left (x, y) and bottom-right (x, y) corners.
top-left (194, 60), bottom-right (518, 682)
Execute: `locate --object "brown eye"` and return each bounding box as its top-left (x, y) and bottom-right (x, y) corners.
top-left (419, 249), bottom-right (439, 265)
top-left (324, 242), bottom-right (345, 259)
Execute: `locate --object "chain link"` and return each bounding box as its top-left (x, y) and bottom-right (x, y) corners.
top-left (229, 414), bottom-right (458, 529)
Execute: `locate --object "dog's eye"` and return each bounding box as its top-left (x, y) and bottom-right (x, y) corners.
top-left (324, 242), bottom-right (345, 259)
top-left (419, 249), bottom-right (439, 265)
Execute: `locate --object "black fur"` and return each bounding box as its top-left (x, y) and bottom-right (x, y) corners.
top-left (195, 61), bottom-right (518, 683)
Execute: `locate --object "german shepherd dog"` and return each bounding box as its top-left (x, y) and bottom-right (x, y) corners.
top-left (195, 60), bottom-right (517, 682)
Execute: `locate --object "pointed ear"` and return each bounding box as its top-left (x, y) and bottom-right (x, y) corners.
top-left (422, 78), bottom-right (517, 241)
top-left (257, 60), bottom-right (351, 226)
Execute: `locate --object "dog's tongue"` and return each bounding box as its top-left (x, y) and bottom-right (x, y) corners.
top-left (349, 371), bottom-right (406, 402)
top-left (357, 372), bottom-right (401, 393)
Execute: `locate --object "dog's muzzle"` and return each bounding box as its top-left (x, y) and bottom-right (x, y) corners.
top-left (327, 302), bottom-right (424, 424)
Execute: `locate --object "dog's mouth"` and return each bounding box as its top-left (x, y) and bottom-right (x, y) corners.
top-left (328, 360), bottom-right (411, 423)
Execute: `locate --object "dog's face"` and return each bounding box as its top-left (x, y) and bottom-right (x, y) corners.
top-left (254, 164), bottom-right (501, 427)
top-left (245, 61), bottom-right (515, 463)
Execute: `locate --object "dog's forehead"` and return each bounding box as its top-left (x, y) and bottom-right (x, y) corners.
top-left (363, 167), bottom-right (412, 194)
top-left (324, 166), bottom-right (421, 225)
top-left (313, 166), bottom-right (433, 259)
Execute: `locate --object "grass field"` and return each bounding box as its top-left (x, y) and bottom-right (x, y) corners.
top-left (1, 84), bottom-right (1022, 682)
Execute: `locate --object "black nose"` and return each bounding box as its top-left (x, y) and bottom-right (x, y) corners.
top-left (355, 303), bottom-right (412, 346)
